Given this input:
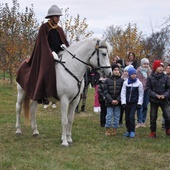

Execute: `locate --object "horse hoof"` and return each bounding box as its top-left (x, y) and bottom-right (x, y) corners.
top-left (15, 132), bottom-right (22, 136)
top-left (68, 142), bottom-right (73, 146)
top-left (33, 133), bottom-right (39, 137)
top-left (61, 142), bottom-right (69, 147)
top-left (15, 130), bottom-right (22, 135)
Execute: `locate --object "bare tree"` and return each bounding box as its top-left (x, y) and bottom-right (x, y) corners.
top-left (143, 27), bottom-right (170, 63)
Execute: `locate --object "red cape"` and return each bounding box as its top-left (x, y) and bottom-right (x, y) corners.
top-left (16, 22), bottom-right (69, 100)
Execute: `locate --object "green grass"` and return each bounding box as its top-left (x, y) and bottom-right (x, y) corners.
top-left (0, 84), bottom-right (170, 170)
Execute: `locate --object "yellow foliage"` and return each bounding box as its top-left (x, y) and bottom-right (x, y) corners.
top-left (105, 23), bottom-right (149, 62)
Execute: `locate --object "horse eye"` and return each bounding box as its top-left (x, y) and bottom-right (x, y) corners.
top-left (102, 52), bottom-right (107, 56)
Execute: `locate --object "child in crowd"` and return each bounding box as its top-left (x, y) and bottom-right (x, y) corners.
top-left (121, 67), bottom-right (144, 138)
top-left (162, 63), bottom-right (170, 129)
top-left (136, 58), bottom-right (151, 128)
top-left (116, 59), bottom-right (124, 75)
top-left (98, 76), bottom-right (107, 127)
top-left (121, 65), bottom-right (134, 80)
top-left (146, 60), bottom-right (170, 138)
top-left (119, 65), bottom-right (134, 127)
top-left (127, 52), bottom-right (138, 69)
top-left (103, 64), bottom-right (124, 136)
top-left (90, 68), bottom-right (101, 112)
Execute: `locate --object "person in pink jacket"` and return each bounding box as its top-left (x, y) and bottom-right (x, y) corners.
top-left (136, 58), bottom-right (151, 128)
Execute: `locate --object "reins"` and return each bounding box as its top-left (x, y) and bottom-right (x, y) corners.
top-left (61, 44), bottom-right (91, 66)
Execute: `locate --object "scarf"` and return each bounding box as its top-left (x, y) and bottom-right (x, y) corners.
top-left (139, 66), bottom-right (148, 79)
top-left (128, 78), bottom-right (137, 84)
top-left (48, 20), bottom-right (58, 29)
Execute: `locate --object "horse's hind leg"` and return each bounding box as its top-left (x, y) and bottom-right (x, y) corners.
top-left (30, 101), bottom-right (39, 136)
top-left (15, 84), bottom-right (25, 135)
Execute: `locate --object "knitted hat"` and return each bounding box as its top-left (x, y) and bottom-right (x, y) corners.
top-left (111, 64), bottom-right (120, 71)
top-left (128, 67), bottom-right (136, 76)
top-left (116, 59), bottom-right (123, 66)
top-left (141, 58), bottom-right (149, 66)
top-left (152, 60), bottom-right (164, 71)
top-left (124, 65), bottom-right (134, 72)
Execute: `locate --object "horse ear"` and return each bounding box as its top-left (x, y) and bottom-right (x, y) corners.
top-left (100, 37), bottom-right (112, 55)
top-left (100, 37), bottom-right (107, 45)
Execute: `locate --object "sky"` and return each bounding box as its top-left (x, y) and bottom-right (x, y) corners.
top-left (1, 0), bottom-right (170, 38)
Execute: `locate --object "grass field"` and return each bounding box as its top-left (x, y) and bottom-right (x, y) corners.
top-left (0, 83), bottom-right (170, 170)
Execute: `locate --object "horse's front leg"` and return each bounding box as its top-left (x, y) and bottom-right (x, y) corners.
top-left (30, 101), bottom-right (39, 136)
top-left (67, 98), bottom-right (80, 144)
top-left (15, 86), bottom-right (25, 135)
top-left (60, 98), bottom-right (69, 146)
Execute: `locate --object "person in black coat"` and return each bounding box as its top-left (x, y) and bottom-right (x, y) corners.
top-left (127, 52), bottom-right (138, 69)
top-left (103, 64), bottom-right (124, 136)
top-left (146, 60), bottom-right (170, 138)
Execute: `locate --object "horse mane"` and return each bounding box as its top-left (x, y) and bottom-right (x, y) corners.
top-left (67, 37), bottom-right (112, 54)
top-left (68, 37), bottom-right (96, 51)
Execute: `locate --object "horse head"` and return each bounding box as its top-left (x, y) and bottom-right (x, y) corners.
top-left (89, 38), bottom-right (112, 77)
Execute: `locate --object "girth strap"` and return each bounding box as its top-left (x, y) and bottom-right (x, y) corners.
top-left (55, 59), bottom-right (83, 102)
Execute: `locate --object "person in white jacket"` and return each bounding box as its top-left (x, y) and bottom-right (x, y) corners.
top-left (121, 67), bottom-right (144, 138)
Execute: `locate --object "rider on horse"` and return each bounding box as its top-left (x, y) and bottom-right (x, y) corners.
top-left (16, 5), bottom-right (69, 104)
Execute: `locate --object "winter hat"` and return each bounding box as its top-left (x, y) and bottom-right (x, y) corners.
top-left (128, 67), bottom-right (136, 76)
top-left (116, 59), bottom-right (123, 66)
top-left (111, 64), bottom-right (120, 71)
top-left (141, 58), bottom-right (149, 66)
top-left (124, 65), bottom-right (134, 72)
top-left (152, 60), bottom-right (164, 71)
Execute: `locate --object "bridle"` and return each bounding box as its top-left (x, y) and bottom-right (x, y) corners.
top-left (89, 40), bottom-right (111, 70)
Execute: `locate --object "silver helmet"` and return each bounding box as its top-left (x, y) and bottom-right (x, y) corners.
top-left (45, 5), bottom-right (62, 18)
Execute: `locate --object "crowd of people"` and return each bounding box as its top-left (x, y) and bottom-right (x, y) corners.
top-left (72, 52), bottom-right (170, 139)
top-left (97, 55), bottom-right (170, 138)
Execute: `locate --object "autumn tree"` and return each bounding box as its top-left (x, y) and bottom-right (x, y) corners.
top-left (60, 8), bottom-right (93, 44)
top-left (104, 23), bottom-right (147, 64)
top-left (0, 0), bottom-right (39, 83)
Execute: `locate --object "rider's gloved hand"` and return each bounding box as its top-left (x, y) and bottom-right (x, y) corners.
top-left (60, 44), bottom-right (67, 49)
top-left (52, 51), bottom-right (59, 60)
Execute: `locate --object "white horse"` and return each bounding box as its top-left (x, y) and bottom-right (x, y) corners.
top-left (16, 37), bottom-right (112, 146)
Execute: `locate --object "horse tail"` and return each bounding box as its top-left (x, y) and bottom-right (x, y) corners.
top-left (23, 96), bottom-right (30, 125)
